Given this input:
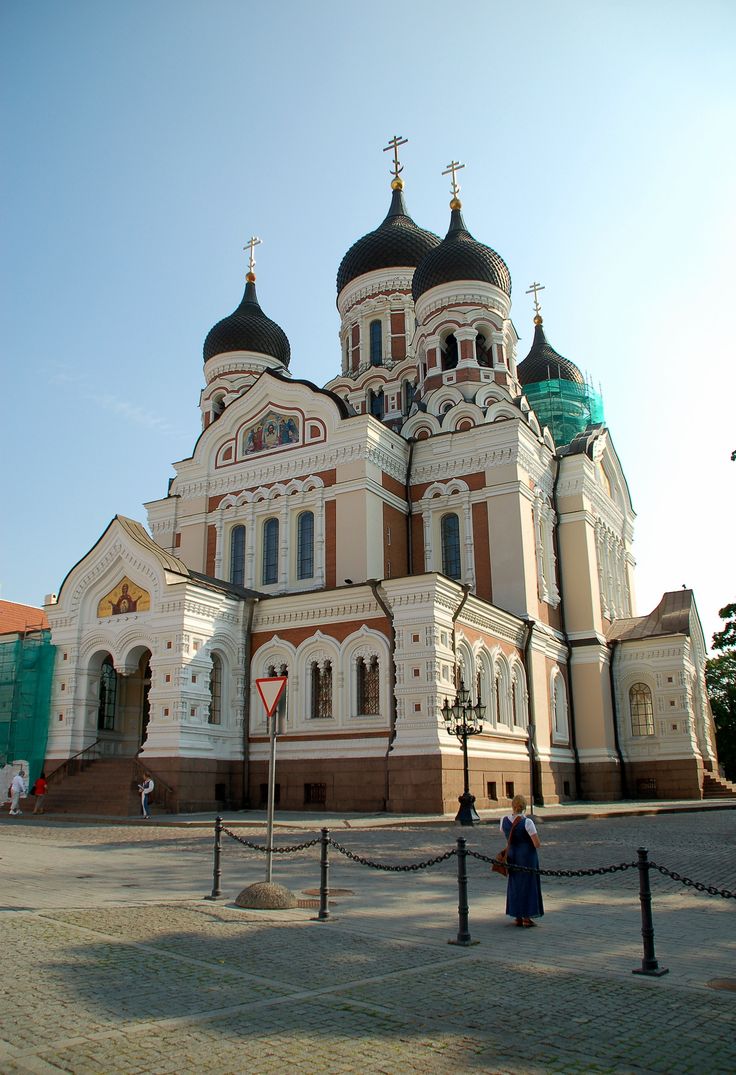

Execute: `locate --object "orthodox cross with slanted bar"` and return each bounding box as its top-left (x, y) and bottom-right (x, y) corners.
top-left (525, 281), bottom-right (545, 317)
top-left (244, 235), bottom-right (262, 275)
top-left (442, 159), bottom-right (465, 198)
top-left (383, 135), bottom-right (408, 180)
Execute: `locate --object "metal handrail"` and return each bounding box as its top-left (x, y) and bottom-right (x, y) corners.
top-left (47, 738), bottom-right (103, 783)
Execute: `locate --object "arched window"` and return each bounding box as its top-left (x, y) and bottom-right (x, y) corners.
top-left (297, 511), bottom-right (314, 580)
top-left (630, 683), bottom-right (655, 736)
top-left (369, 320), bottom-right (382, 365)
top-left (357, 656), bottom-right (379, 715)
top-left (369, 388), bottom-right (385, 420)
top-left (441, 513), bottom-right (461, 579)
top-left (212, 395), bottom-right (225, 421)
top-left (262, 518), bottom-right (279, 585)
top-left (311, 660), bottom-right (332, 718)
top-left (552, 672), bottom-right (568, 740)
top-left (441, 333), bottom-right (458, 371)
top-left (403, 380), bottom-right (415, 415)
top-left (209, 654), bottom-right (222, 725)
top-left (476, 332), bottom-right (491, 367)
top-left (97, 656), bottom-right (117, 731)
top-left (230, 525), bottom-right (245, 586)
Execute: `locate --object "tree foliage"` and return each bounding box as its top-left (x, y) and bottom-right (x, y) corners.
top-left (705, 603), bottom-right (736, 781)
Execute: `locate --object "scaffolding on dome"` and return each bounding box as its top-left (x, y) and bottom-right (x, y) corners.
top-left (523, 376), bottom-right (605, 448)
top-left (0, 630), bottom-right (55, 783)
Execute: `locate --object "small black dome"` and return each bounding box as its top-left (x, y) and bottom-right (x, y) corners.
top-left (337, 187), bottom-right (440, 294)
top-left (412, 207), bottom-right (511, 301)
top-left (517, 321), bottom-right (584, 385)
top-left (203, 278), bottom-right (291, 367)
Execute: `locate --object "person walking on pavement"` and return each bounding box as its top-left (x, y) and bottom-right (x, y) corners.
top-left (500, 793), bottom-right (544, 927)
top-left (9, 768), bottom-right (27, 816)
top-left (32, 772), bottom-right (48, 814)
top-left (138, 773), bottom-right (154, 819)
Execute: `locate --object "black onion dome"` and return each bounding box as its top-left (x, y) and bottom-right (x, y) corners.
top-left (336, 187), bottom-right (440, 294)
top-left (203, 278), bottom-right (291, 366)
top-left (412, 207), bottom-right (512, 300)
top-left (517, 321), bottom-right (584, 386)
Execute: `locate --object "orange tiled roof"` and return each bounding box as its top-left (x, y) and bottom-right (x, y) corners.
top-left (0, 600), bottom-right (49, 636)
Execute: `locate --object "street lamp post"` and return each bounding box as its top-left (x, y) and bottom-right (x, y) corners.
top-left (442, 682), bottom-right (486, 825)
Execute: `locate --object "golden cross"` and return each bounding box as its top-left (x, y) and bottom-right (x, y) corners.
top-left (525, 281), bottom-right (545, 317)
top-left (383, 134), bottom-right (408, 179)
top-left (442, 159), bottom-right (465, 198)
top-left (243, 235), bottom-right (262, 275)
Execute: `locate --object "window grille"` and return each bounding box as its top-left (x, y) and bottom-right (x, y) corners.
top-left (630, 683), bottom-right (655, 736)
top-left (441, 513), bottom-right (461, 579)
top-left (209, 654), bottom-right (222, 725)
top-left (263, 518), bottom-right (279, 585)
top-left (304, 782), bottom-right (327, 805)
top-left (311, 660), bottom-right (332, 718)
top-left (357, 655), bottom-right (380, 715)
top-left (97, 657), bottom-right (117, 731)
top-left (230, 525), bottom-right (245, 586)
top-left (297, 511), bottom-right (314, 580)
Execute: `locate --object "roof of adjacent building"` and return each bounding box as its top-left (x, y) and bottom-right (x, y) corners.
top-left (517, 320), bottom-right (584, 386)
top-left (0, 600), bottom-right (49, 636)
top-left (607, 589), bottom-right (695, 642)
top-left (337, 186), bottom-right (440, 294)
top-left (412, 206), bottom-right (511, 300)
top-left (203, 278), bottom-right (291, 367)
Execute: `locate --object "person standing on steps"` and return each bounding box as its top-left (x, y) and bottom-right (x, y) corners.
top-left (9, 768), bottom-right (27, 816)
top-left (32, 771), bottom-right (48, 814)
top-left (500, 793), bottom-right (544, 927)
top-left (138, 773), bottom-right (154, 819)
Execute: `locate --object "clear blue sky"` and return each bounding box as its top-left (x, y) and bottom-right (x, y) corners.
top-left (1, 0), bottom-right (734, 646)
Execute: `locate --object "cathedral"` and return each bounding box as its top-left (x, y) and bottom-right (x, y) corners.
top-left (43, 143), bottom-right (722, 815)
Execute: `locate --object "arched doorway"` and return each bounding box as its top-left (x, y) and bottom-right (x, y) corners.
top-left (90, 647), bottom-right (152, 756)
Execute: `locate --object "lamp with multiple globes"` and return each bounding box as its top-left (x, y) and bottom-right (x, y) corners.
top-left (442, 681), bottom-right (486, 825)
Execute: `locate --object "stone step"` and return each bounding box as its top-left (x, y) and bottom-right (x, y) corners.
top-left (43, 757), bottom-right (153, 815)
top-left (703, 773), bottom-right (736, 799)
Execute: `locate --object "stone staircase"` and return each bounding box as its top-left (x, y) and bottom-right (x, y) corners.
top-left (703, 772), bottom-right (736, 800)
top-left (45, 757), bottom-right (143, 816)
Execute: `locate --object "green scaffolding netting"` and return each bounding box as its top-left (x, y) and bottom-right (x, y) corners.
top-left (0, 632), bottom-right (56, 783)
top-left (523, 378), bottom-right (605, 448)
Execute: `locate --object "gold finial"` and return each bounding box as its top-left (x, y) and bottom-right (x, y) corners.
top-left (526, 281), bottom-right (545, 323)
top-left (383, 134), bottom-right (408, 188)
top-left (243, 235), bottom-right (262, 280)
top-left (442, 159), bottom-right (465, 207)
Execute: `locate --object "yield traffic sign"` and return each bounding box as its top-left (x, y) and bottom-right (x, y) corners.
top-left (255, 676), bottom-right (287, 717)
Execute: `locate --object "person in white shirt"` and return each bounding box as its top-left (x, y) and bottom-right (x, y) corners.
top-left (138, 774), bottom-right (154, 819)
top-left (9, 769), bottom-right (27, 816)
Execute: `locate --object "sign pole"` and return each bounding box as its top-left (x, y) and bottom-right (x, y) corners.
top-left (266, 711), bottom-right (277, 883)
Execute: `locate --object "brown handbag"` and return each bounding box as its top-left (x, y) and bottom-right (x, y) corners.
top-left (492, 815), bottom-right (523, 876)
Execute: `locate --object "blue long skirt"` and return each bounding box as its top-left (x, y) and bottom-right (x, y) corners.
top-left (502, 817), bottom-right (544, 919)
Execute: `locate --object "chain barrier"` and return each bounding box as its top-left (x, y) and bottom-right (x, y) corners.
top-left (221, 826), bottom-right (321, 855)
top-left (649, 861), bottom-right (736, 899)
top-left (467, 848), bottom-right (638, 878)
top-left (327, 837), bottom-right (457, 872)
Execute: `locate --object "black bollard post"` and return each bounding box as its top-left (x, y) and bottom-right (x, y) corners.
top-left (448, 836), bottom-right (479, 947)
top-left (632, 846), bottom-right (668, 976)
top-left (205, 815), bottom-right (223, 900)
top-left (315, 827), bottom-right (330, 922)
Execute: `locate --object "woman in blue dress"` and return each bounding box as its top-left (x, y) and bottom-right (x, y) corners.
top-left (500, 794), bottom-right (544, 927)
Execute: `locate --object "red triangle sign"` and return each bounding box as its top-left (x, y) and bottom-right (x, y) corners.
top-left (255, 676), bottom-right (287, 717)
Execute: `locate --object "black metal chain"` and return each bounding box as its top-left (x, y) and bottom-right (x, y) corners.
top-left (221, 827), bottom-right (321, 854)
top-left (648, 861), bottom-right (736, 899)
top-left (467, 848), bottom-right (638, 877)
top-left (328, 838), bottom-right (457, 872)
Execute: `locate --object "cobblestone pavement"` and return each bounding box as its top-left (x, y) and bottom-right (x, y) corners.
top-left (0, 810), bottom-right (734, 1074)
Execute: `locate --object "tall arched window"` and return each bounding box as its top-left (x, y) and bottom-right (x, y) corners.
top-left (441, 513), bottom-right (461, 579)
top-left (209, 654), bottom-right (222, 725)
top-left (311, 660), bottom-right (333, 718)
top-left (441, 333), bottom-right (458, 371)
top-left (230, 525), bottom-right (245, 586)
top-left (297, 511), bottom-right (314, 580)
top-left (630, 683), bottom-right (655, 736)
top-left (552, 672), bottom-right (569, 740)
top-left (403, 379), bottom-right (415, 415)
top-left (357, 656), bottom-right (379, 715)
top-left (369, 388), bottom-right (385, 420)
top-left (369, 320), bottom-right (382, 365)
top-left (97, 656), bottom-right (117, 731)
top-left (262, 518), bottom-right (279, 585)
